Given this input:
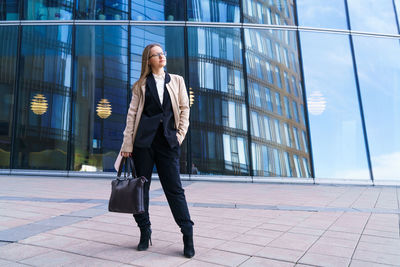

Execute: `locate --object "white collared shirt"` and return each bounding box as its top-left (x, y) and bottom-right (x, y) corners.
top-left (153, 72), bottom-right (165, 104)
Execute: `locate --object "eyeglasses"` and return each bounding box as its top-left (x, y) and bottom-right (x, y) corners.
top-left (149, 51), bottom-right (167, 59)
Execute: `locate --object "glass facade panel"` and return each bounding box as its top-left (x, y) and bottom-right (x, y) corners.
top-left (13, 26), bottom-right (72, 170)
top-left (25, 0), bottom-right (73, 20)
top-left (73, 25), bottom-right (128, 171)
top-left (245, 28), bottom-right (309, 177)
top-left (353, 36), bottom-right (400, 180)
top-left (347, 0), bottom-right (398, 34)
top-left (2, 1), bottom-right (398, 182)
top-left (244, 0), bottom-right (294, 25)
top-left (77, 0), bottom-right (129, 20)
top-left (188, 0), bottom-right (240, 22)
top-left (132, 26), bottom-right (186, 172)
top-left (296, 0), bottom-right (347, 29)
top-left (189, 26), bottom-right (248, 175)
top-left (0, 27), bottom-right (18, 168)
top-left (132, 0), bottom-right (183, 21)
top-left (300, 31), bottom-right (369, 179)
top-left (0, 1), bottom-right (19, 20)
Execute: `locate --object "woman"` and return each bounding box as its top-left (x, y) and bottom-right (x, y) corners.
top-left (119, 43), bottom-right (195, 258)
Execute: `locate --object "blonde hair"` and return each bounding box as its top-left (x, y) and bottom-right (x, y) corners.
top-left (133, 43), bottom-right (163, 90)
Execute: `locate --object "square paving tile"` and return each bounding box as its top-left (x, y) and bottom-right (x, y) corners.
top-left (194, 249), bottom-right (250, 266)
top-left (0, 243), bottom-right (50, 261)
top-left (299, 252), bottom-right (350, 267)
top-left (240, 256), bottom-right (295, 267)
top-left (256, 246), bottom-right (304, 262)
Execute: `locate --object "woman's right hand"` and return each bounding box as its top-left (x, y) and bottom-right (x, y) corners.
top-left (121, 152), bottom-right (132, 158)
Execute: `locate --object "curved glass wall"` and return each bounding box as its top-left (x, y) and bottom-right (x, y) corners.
top-left (300, 31), bottom-right (369, 180)
top-left (0, 0), bottom-right (399, 182)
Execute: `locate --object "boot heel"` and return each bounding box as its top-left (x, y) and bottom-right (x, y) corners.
top-left (137, 227), bottom-right (152, 251)
top-left (149, 236), bottom-right (152, 246)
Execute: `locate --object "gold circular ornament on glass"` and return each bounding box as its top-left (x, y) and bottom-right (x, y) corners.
top-left (96, 98), bottom-right (112, 119)
top-left (30, 94), bottom-right (48, 115)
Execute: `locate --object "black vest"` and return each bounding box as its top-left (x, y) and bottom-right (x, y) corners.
top-left (134, 72), bottom-right (178, 148)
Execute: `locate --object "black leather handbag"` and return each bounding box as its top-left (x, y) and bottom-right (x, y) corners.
top-left (108, 156), bottom-right (148, 214)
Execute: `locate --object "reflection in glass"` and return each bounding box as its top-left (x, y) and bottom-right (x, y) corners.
top-left (0, 1), bottom-right (19, 20)
top-left (296, 0), bottom-right (347, 29)
top-left (25, 0), bottom-right (73, 20)
top-left (77, 0), bottom-right (129, 20)
top-left (244, 0), bottom-right (294, 25)
top-left (245, 28), bottom-right (309, 177)
top-left (347, 0), bottom-right (398, 34)
top-left (74, 26), bottom-right (128, 171)
top-left (131, 26), bottom-right (187, 172)
top-left (13, 26), bottom-right (72, 170)
top-left (353, 36), bottom-right (400, 180)
top-left (188, 0), bottom-right (240, 22)
top-left (300, 31), bottom-right (369, 179)
top-left (0, 27), bottom-right (18, 168)
top-left (132, 0), bottom-right (184, 21)
top-left (189, 27), bottom-right (248, 175)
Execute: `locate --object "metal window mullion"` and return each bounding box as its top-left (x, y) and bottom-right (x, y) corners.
top-left (66, 24), bottom-right (76, 171)
top-left (239, 0), bottom-right (254, 177)
top-left (10, 24), bottom-right (23, 169)
top-left (292, 0), bottom-right (315, 181)
top-left (393, 0), bottom-right (400, 34)
top-left (344, 0), bottom-right (375, 184)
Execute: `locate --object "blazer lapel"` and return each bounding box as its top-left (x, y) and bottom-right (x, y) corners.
top-left (146, 73), bottom-right (162, 108)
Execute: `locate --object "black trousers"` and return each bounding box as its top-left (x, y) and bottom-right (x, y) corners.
top-left (132, 124), bottom-right (194, 236)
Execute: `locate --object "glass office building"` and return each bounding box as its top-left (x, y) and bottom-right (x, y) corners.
top-left (0, 0), bottom-right (399, 182)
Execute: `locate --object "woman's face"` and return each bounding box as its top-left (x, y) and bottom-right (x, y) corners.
top-left (148, 46), bottom-right (166, 70)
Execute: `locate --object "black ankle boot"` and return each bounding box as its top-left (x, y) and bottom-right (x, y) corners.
top-left (137, 227), bottom-right (152, 251)
top-left (183, 234), bottom-right (195, 258)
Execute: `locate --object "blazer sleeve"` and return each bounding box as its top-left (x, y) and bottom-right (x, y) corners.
top-left (120, 84), bottom-right (140, 152)
top-left (176, 76), bottom-right (190, 145)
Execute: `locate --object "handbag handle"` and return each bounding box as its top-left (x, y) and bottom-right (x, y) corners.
top-left (117, 156), bottom-right (138, 178)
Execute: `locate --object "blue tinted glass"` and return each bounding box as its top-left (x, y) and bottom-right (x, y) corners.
top-left (74, 26), bottom-right (128, 171)
top-left (132, 0), bottom-right (183, 21)
top-left (265, 88), bottom-right (273, 111)
top-left (292, 101), bottom-right (299, 122)
top-left (244, 0), bottom-right (294, 25)
top-left (188, 0), bottom-right (240, 22)
top-left (353, 36), bottom-right (400, 180)
top-left (275, 66), bottom-right (282, 88)
top-left (284, 96), bottom-right (291, 119)
top-left (77, 0), bottom-right (129, 20)
top-left (0, 27), bottom-right (18, 168)
top-left (13, 26), bottom-right (72, 170)
top-left (273, 148), bottom-right (282, 175)
top-left (297, 0), bottom-right (347, 29)
top-left (25, 1), bottom-right (73, 20)
top-left (0, 1), bottom-right (19, 20)
top-left (348, 0), bottom-right (398, 34)
top-left (188, 27), bottom-right (248, 175)
top-left (275, 92), bottom-right (282, 115)
top-left (300, 31), bottom-right (370, 179)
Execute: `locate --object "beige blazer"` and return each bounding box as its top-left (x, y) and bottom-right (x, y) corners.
top-left (120, 73), bottom-right (190, 153)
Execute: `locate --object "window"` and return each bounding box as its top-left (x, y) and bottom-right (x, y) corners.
top-left (274, 119), bottom-right (282, 144)
top-left (251, 112), bottom-right (260, 137)
top-left (264, 116), bottom-right (272, 141)
top-left (284, 96), bottom-right (291, 119)
top-left (275, 92), bottom-right (282, 115)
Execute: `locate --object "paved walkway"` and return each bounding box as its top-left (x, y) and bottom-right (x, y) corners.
top-left (0, 175), bottom-right (399, 267)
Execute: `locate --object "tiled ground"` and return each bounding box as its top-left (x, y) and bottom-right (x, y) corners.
top-left (0, 176), bottom-right (399, 266)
